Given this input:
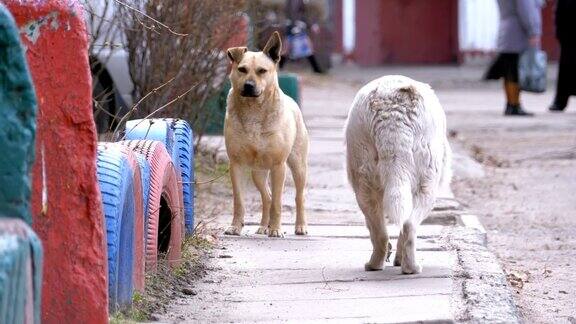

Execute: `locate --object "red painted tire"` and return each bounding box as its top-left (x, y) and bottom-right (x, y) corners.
top-left (98, 143), bottom-right (146, 292)
top-left (119, 140), bottom-right (183, 270)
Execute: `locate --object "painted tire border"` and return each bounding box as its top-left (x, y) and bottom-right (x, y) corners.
top-left (96, 144), bottom-right (138, 309)
top-left (163, 118), bottom-right (195, 234)
top-left (119, 140), bottom-right (183, 270)
top-left (124, 118), bottom-right (195, 234)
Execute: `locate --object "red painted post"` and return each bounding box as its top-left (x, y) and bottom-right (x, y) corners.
top-left (4, 0), bottom-right (109, 323)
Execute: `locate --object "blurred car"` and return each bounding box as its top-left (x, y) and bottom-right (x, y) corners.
top-left (83, 0), bottom-right (133, 133)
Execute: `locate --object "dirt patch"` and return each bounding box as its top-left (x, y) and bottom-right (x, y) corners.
top-left (452, 138), bottom-right (576, 323)
top-left (110, 152), bottom-right (231, 323)
top-left (110, 233), bottom-right (215, 323)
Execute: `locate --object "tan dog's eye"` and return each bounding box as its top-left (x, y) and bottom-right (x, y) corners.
top-left (257, 68), bottom-right (267, 74)
top-left (238, 67), bottom-right (247, 73)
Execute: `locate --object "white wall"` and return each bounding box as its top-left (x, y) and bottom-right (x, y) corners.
top-left (459, 0), bottom-right (500, 52)
top-left (343, 0), bottom-right (355, 55)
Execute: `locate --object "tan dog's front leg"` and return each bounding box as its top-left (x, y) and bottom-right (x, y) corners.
top-left (268, 164), bottom-right (286, 237)
top-left (251, 170), bottom-right (271, 235)
top-left (225, 163), bottom-right (245, 235)
top-left (288, 156), bottom-right (307, 235)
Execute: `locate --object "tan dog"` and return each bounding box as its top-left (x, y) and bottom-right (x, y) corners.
top-left (223, 32), bottom-right (309, 237)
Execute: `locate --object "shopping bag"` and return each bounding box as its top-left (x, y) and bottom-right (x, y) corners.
top-left (287, 32), bottom-right (313, 60)
top-left (518, 47), bottom-right (547, 93)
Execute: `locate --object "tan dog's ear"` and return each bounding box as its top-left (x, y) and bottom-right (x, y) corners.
top-left (263, 31), bottom-right (282, 63)
top-left (227, 47), bottom-right (247, 64)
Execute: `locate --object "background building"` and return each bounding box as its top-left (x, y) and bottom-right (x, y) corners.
top-left (333, 0), bottom-right (559, 65)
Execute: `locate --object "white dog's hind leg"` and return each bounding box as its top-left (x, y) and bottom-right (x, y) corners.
top-left (252, 170), bottom-right (271, 235)
top-left (401, 220), bottom-right (421, 274)
top-left (401, 184), bottom-right (436, 274)
top-left (382, 179), bottom-right (417, 272)
top-left (225, 163), bottom-right (246, 235)
top-left (354, 184), bottom-right (389, 271)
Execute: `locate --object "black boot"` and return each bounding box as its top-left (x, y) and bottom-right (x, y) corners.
top-left (504, 103), bottom-right (534, 116)
top-left (549, 97), bottom-right (567, 112)
top-left (549, 103), bottom-right (566, 112)
top-left (307, 55), bottom-right (324, 74)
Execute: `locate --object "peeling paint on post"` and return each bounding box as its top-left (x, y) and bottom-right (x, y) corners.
top-left (3, 0), bottom-right (109, 323)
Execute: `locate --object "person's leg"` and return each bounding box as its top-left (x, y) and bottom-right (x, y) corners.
top-left (279, 55), bottom-right (288, 69)
top-left (504, 80), bottom-right (521, 106)
top-left (307, 55), bottom-right (323, 73)
top-left (504, 69), bottom-right (533, 116)
top-left (550, 44), bottom-right (569, 111)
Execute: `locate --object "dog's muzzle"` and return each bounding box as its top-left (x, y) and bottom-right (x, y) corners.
top-left (241, 81), bottom-right (260, 97)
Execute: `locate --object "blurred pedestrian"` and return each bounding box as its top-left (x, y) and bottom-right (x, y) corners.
top-left (549, 0), bottom-right (576, 112)
top-left (484, 0), bottom-right (544, 116)
top-left (279, 0), bottom-right (324, 73)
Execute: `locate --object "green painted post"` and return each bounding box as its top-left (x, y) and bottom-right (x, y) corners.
top-left (0, 3), bottom-right (37, 225)
top-left (0, 218), bottom-right (43, 324)
top-left (205, 73), bottom-right (301, 135)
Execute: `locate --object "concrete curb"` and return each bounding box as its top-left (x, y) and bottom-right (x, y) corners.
top-left (446, 205), bottom-right (522, 323)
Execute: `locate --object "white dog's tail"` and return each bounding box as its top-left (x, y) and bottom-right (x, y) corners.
top-left (369, 85), bottom-right (420, 226)
top-left (370, 83), bottom-right (434, 227)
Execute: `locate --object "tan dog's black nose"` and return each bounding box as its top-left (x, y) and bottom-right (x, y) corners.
top-left (242, 80), bottom-right (258, 97)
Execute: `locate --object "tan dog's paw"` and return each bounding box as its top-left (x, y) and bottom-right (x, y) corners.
top-left (224, 226), bottom-right (242, 236)
top-left (294, 225), bottom-right (308, 235)
top-left (255, 226), bottom-right (269, 235)
top-left (364, 262), bottom-right (383, 271)
top-left (268, 228), bottom-right (284, 238)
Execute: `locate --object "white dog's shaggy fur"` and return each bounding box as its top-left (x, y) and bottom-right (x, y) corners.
top-left (345, 75), bottom-right (452, 274)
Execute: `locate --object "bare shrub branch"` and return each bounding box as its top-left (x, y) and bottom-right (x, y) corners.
top-left (119, 0), bottom-right (248, 142)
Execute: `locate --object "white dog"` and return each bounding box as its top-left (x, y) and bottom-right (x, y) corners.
top-left (345, 75), bottom-right (452, 274)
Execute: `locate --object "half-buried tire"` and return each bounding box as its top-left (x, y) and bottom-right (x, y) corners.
top-left (119, 140), bottom-right (183, 270)
top-left (124, 118), bottom-right (195, 234)
top-left (124, 119), bottom-right (174, 155)
top-left (134, 154), bottom-right (151, 223)
top-left (163, 118), bottom-right (195, 234)
top-left (106, 144), bottom-right (147, 292)
top-left (96, 143), bottom-right (145, 309)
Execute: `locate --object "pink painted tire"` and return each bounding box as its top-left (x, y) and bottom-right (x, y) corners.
top-left (97, 143), bottom-right (146, 292)
top-left (119, 140), bottom-right (183, 270)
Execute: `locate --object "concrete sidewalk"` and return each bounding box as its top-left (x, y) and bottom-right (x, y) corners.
top-left (160, 68), bottom-right (522, 323)
top-left (161, 205), bottom-right (516, 323)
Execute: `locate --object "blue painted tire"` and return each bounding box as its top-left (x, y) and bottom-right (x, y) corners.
top-left (118, 140), bottom-right (184, 270)
top-left (134, 154), bottom-right (151, 225)
top-left (124, 118), bottom-right (195, 234)
top-left (96, 144), bottom-right (136, 310)
top-left (164, 118), bottom-right (195, 234)
top-left (124, 119), bottom-right (175, 156)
